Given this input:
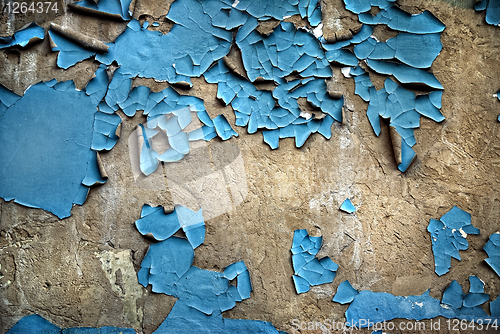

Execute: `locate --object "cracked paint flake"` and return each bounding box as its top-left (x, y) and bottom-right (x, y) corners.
top-left (291, 229), bottom-right (338, 294)
top-left (484, 232), bottom-right (500, 277)
top-left (0, 22), bottom-right (44, 50)
top-left (475, 0), bottom-right (500, 26)
top-left (340, 198), bottom-right (356, 213)
top-left (340, 275), bottom-right (498, 327)
top-left (136, 205), bottom-right (285, 334)
top-left (69, 0), bottom-right (134, 21)
top-left (0, 69), bottom-right (119, 218)
top-left (427, 206), bottom-right (480, 276)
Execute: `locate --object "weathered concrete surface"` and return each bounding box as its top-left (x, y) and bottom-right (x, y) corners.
top-left (1, 0), bottom-right (499, 333)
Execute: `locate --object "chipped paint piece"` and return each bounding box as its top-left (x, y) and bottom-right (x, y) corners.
top-left (332, 280), bottom-right (358, 304)
top-left (213, 115), bottom-right (239, 140)
top-left (0, 73), bottom-right (112, 219)
top-left (231, 0), bottom-right (300, 21)
top-left (484, 232), bottom-right (500, 277)
top-left (463, 276), bottom-right (489, 308)
top-left (48, 29), bottom-right (98, 69)
top-left (236, 21), bottom-right (332, 83)
top-left (205, 60), bottom-right (340, 149)
top-left (427, 206), bottom-right (480, 276)
top-left (358, 7), bottom-right (445, 34)
top-left (353, 33), bottom-right (443, 69)
top-left (321, 2), bottom-right (444, 173)
top-left (137, 209), bottom-right (252, 310)
top-left (96, 4), bottom-right (232, 80)
top-left (135, 204), bottom-right (205, 249)
top-left (491, 295), bottom-right (500, 316)
top-left (0, 22), bottom-right (44, 50)
top-left (68, 0), bottom-right (134, 21)
top-left (0, 84), bottom-right (21, 116)
top-left (366, 59), bottom-right (443, 90)
top-left (442, 280), bottom-right (464, 309)
top-left (91, 112), bottom-right (122, 151)
top-left (342, 0), bottom-right (396, 14)
top-left (135, 206), bottom-right (286, 333)
top-left (363, 78), bottom-right (443, 172)
top-left (340, 198), bottom-right (356, 213)
top-left (349, 66), bottom-right (372, 102)
top-left (344, 277), bottom-right (497, 327)
top-left (475, 0), bottom-right (500, 26)
top-left (6, 314), bottom-right (136, 334)
top-left (291, 229), bottom-right (339, 294)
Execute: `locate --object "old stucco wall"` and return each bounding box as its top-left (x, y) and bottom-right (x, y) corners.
top-left (1, 0), bottom-right (499, 333)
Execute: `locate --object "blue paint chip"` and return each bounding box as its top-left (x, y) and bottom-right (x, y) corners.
top-left (6, 314), bottom-right (137, 334)
top-left (291, 229), bottom-right (338, 294)
top-left (484, 232), bottom-right (500, 277)
top-left (71, 0), bottom-right (133, 20)
top-left (475, 0), bottom-right (500, 26)
top-left (340, 199), bottom-right (356, 213)
top-left (427, 206), bottom-right (480, 276)
top-left (0, 74), bottom-right (115, 218)
top-left (0, 22), bottom-right (44, 50)
top-left (332, 280), bottom-right (359, 304)
top-left (213, 115), bottom-right (239, 140)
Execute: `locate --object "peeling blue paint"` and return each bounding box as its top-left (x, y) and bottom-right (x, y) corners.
top-left (427, 206), bottom-right (480, 276)
top-left (484, 232), bottom-right (500, 277)
top-left (0, 22), bottom-right (44, 50)
top-left (339, 276), bottom-right (498, 327)
top-left (291, 229), bottom-right (338, 294)
top-left (0, 70), bottom-right (118, 218)
top-left (340, 199), bottom-right (356, 213)
top-left (475, 0), bottom-right (500, 26)
top-left (137, 205), bottom-right (286, 333)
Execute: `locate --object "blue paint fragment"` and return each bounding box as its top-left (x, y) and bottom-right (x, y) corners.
top-left (0, 22), bottom-right (44, 50)
top-left (213, 115), bottom-right (239, 140)
top-left (342, 0), bottom-right (396, 14)
top-left (358, 7), bottom-right (445, 34)
top-left (340, 199), bottom-right (356, 213)
top-left (349, 67), bottom-right (372, 102)
top-left (344, 277), bottom-right (497, 327)
top-left (492, 295), bottom-right (500, 316)
top-left (475, 0), bottom-right (500, 26)
top-left (232, 0), bottom-right (300, 21)
top-left (484, 232), bottom-right (500, 277)
top-left (134, 205), bottom-right (285, 333)
top-left (7, 314), bottom-right (61, 334)
top-left (236, 22), bottom-right (331, 83)
top-left (6, 314), bottom-right (136, 334)
top-left (48, 30), bottom-right (97, 69)
top-left (0, 72), bottom-right (115, 218)
top-left (0, 84), bottom-right (21, 117)
top-left (291, 229), bottom-right (338, 294)
top-left (135, 204), bottom-right (205, 249)
top-left (71, 0), bottom-right (133, 21)
top-left (442, 280), bottom-right (464, 309)
top-left (205, 61), bottom-right (340, 149)
top-left (332, 280), bottom-right (358, 304)
top-left (361, 77), bottom-right (444, 172)
top-left (463, 276), bottom-right (489, 308)
top-left (427, 206), bottom-right (480, 276)
top-left (366, 59), bottom-right (443, 90)
top-left (354, 33), bottom-right (442, 69)
top-left (91, 112), bottom-right (121, 151)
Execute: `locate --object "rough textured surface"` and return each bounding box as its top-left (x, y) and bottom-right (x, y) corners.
top-left (1, 0), bottom-right (500, 333)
